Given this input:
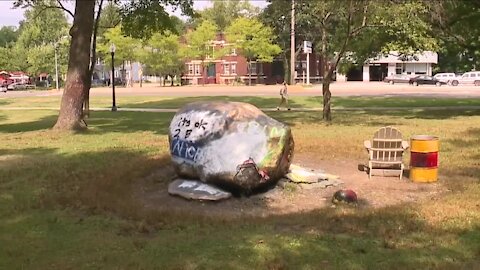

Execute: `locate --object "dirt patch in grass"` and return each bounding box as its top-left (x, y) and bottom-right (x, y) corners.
top-left (135, 153), bottom-right (447, 219)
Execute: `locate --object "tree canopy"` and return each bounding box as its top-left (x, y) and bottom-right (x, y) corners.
top-left (141, 31), bottom-right (184, 84)
top-left (225, 17), bottom-right (281, 85)
top-left (2, 3), bottom-right (70, 76)
top-left (429, 1), bottom-right (480, 72)
top-left (194, 0), bottom-right (260, 31)
top-left (183, 20), bottom-right (219, 85)
top-left (262, 0), bottom-right (438, 121)
top-left (0, 26), bottom-right (19, 47)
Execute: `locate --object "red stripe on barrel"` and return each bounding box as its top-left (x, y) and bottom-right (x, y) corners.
top-left (410, 152), bottom-right (438, 168)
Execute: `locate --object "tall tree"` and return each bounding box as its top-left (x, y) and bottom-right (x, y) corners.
top-left (261, 0), bottom-right (317, 84)
top-left (262, 0), bottom-right (437, 121)
top-left (0, 26), bottom-right (19, 47)
top-left (97, 2), bottom-right (122, 38)
top-left (141, 31), bottom-right (184, 86)
top-left (428, 1), bottom-right (480, 72)
top-left (195, 0), bottom-right (260, 31)
top-left (54, 1), bottom-right (96, 130)
top-left (15, 0), bottom-right (194, 130)
top-left (225, 17), bottom-right (281, 86)
top-left (11, 3), bottom-right (70, 77)
top-left (98, 25), bottom-right (142, 84)
top-left (184, 20), bottom-right (219, 86)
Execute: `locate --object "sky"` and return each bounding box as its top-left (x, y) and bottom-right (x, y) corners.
top-left (0, 0), bottom-right (268, 27)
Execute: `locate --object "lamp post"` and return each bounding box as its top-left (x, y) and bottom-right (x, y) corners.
top-left (110, 43), bottom-right (117, 112)
top-left (54, 36), bottom-right (69, 91)
top-left (290, 0), bottom-right (295, 85)
top-left (54, 43), bottom-right (59, 91)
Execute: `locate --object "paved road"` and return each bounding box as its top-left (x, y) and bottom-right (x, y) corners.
top-left (1, 82), bottom-right (480, 98)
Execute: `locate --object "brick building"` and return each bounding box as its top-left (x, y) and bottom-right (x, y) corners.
top-left (182, 33), bottom-right (326, 85)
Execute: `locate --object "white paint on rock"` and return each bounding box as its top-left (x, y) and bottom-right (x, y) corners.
top-left (178, 180), bottom-right (198, 188)
top-left (195, 122), bottom-right (268, 177)
top-left (169, 111), bottom-right (225, 142)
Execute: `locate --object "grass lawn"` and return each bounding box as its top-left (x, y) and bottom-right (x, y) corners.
top-left (1, 97), bottom-right (480, 269)
top-left (3, 95), bottom-right (480, 110)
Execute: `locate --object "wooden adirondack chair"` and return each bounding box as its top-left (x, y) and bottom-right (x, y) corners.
top-left (364, 126), bottom-right (409, 179)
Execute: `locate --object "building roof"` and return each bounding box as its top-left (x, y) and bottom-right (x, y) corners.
top-left (369, 51), bottom-right (438, 64)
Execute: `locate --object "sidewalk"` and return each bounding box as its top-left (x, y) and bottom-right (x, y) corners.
top-left (2, 105), bottom-right (480, 112)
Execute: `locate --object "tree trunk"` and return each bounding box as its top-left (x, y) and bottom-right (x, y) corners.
top-left (322, 77), bottom-right (332, 121)
top-left (320, 24), bottom-right (332, 121)
top-left (83, 0), bottom-right (104, 120)
top-left (54, 0), bottom-right (95, 130)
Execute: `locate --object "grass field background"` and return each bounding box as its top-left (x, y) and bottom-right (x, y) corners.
top-left (1, 96), bottom-right (479, 269)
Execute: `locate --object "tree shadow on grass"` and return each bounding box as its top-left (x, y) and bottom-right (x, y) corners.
top-left (119, 96), bottom-right (302, 110)
top-left (442, 127), bottom-right (480, 186)
top-left (1, 145), bottom-right (479, 269)
top-left (85, 111), bottom-right (175, 135)
top-left (0, 99), bottom-right (11, 106)
top-left (368, 108), bottom-right (480, 120)
top-left (0, 114), bottom-right (57, 133)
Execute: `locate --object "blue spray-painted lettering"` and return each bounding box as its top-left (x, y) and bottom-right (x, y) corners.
top-left (170, 139), bottom-right (202, 163)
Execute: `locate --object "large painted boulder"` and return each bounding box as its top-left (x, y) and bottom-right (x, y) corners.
top-left (168, 101), bottom-right (294, 193)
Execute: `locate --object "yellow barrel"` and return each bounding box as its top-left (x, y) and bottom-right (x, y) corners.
top-left (410, 135), bottom-right (439, 183)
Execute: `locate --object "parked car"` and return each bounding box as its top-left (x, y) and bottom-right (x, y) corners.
top-left (106, 77), bottom-right (125, 86)
top-left (433, 73), bottom-right (457, 84)
top-left (0, 83), bottom-right (7, 93)
top-left (7, 82), bottom-right (27, 90)
top-left (91, 78), bottom-right (107, 87)
top-left (409, 75), bottom-right (446, 86)
top-left (450, 71), bottom-right (480, 86)
top-left (383, 74), bottom-right (411, 84)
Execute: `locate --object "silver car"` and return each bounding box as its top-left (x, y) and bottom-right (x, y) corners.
top-left (433, 73), bottom-right (457, 84)
top-left (450, 71), bottom-right (480, 86)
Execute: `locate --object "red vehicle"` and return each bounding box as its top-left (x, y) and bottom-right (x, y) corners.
top-left (0, 71), bottom-right (14, 92)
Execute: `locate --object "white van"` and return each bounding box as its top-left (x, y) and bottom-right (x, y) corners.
top-left (433, 73), bottom-right (457, 84)
top-left (451, 71), bottom-right (480, 86)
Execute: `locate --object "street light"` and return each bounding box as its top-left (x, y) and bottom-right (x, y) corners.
top-left (54, 36), bottom-right (69, 91)
top-left (110, 43), bottom-right (117, 112)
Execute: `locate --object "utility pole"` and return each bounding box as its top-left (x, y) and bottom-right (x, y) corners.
top-left (290, 0), bottom-right (295, 85)
top-left (54, 44), bottom-right (59, 91)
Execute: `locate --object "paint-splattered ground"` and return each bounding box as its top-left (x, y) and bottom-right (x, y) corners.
top-left (136, 154), bottom-right (447, 218)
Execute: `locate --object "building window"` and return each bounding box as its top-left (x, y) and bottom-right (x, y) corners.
top-left (194, 64), bottom-right (201, 75)
top-left (224, 63), bottom-right (230, 75)
top-left (231, 48), bottom-right (237, 56)
top-left (231, 63), bottom-right (237, 74)
top-left (396, 63), bottom-right (405, 74)
top-left (187, 64), bottom-right (194, 75)
top-left (249, 62), bottom-right (257, 74)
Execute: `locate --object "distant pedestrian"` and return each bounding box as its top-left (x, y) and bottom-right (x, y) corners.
top-left (277, 82), bottom-right (290, 111)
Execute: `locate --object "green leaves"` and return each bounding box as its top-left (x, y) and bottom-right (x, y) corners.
top-left (142, 31), bottom-right (183, 77)
top-left (120, 0), bottom-right (194, 39)
top-left (184, 20), bottom-right (218, 61)
top-left (0, 26), bottom-right (19, 48)
top-left (5, 2), bottom-right (70, 76)
top-left (430, 1), bottom-right (480, 72)
top-left (195, 0), bottom-right (260, 31)
top-left (97, 26), bottom-right (142, 67)
top-left (225, 17), bottom-right (281, 62)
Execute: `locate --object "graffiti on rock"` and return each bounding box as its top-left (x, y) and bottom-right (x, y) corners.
top-left (170, 112), bottom-right (223, 142)
top-left (170, 138), bottom-right (202, 163)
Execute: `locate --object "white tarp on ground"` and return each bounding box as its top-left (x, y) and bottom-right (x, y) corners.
top-left (284, 164), bottom-right (343, 188)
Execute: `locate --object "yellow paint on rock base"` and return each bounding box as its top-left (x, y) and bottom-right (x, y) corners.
top-left (410, 167), bottom-right (438, 183)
